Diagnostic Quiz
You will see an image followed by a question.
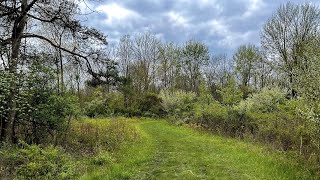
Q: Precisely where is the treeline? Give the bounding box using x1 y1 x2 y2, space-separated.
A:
82 2 320 162
0 0 320 171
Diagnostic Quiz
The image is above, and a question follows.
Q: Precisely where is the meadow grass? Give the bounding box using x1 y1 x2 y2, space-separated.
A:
81 118 318 180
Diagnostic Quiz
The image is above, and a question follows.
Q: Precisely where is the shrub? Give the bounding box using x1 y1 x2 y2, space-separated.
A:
84 98 106 118
160 90 196 119
218 77 243 106
89 151 113 166
193 101 228 132
139 93 165 117
65 118 140 154
19 94 80 144
105 92 125 115
233 89 313 152
0 143 77 180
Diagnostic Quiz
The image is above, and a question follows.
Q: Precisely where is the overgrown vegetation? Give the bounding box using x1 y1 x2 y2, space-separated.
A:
1 1 320 178
0 118 140 179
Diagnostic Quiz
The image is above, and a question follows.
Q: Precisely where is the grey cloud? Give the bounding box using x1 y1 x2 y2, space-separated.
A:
82 0 320 55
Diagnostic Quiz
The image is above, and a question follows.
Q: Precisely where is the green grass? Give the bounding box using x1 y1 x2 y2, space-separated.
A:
81 118 318 180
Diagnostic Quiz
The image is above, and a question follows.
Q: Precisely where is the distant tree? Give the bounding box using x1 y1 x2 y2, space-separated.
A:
204 54 231 101
218 76 243 106
117 35 133 79
158 42 180 90
233 44 261 97
261 2 320 98
131 32 161 93
87 58 120 93
181 40 209 93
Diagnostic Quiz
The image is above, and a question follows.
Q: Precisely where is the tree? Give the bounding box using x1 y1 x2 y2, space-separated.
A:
117 35 133 79
131 32 161 93
218 76 243 106
233 44 261 97
261 2 320 98
181 40 209 93
0 0 107 143
204 54 230 101
158 42 180 90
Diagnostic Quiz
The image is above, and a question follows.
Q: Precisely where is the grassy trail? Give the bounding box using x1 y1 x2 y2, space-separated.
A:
82 119 317 180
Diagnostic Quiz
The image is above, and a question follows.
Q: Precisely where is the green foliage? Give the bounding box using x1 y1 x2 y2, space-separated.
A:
233 44 261 91
0 71 12 124
34 94 80 130
198 82 214 104
139 93 165 117
66 118 140 154
160 90 196 119
218 77 243 106
0 143 76 180
193 101 228 132
89 151 113 166
233 89 313 151
234 87 286 114
84 89 107 117
181 40 210 92
0 56 80 144
105 92 125 115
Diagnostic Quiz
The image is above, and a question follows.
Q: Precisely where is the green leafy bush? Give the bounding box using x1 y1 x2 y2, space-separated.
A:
233 88 312 151
89 151 113 166
139 93 165 117
218 77 243 106
66 118 140 154
193 101 228 132
235 87 287 113
0 58 80 144
0 143 77 180
160 90 196 120
105 92 125 115
83 89 105 117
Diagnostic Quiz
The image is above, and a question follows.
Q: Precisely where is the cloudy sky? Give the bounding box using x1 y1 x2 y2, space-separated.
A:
80 0 319 55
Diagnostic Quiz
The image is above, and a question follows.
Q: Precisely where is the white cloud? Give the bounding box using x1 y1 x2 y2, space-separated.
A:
208 19 230 36
219 31 255 48
207 19 257 48
96 3 142 25
242 0 265 18
166 11 189 28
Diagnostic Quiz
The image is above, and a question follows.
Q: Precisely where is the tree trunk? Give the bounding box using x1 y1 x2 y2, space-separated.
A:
5 0 28 144
59 49 64 93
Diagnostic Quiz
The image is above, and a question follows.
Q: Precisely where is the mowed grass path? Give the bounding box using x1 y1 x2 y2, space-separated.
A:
82 119 317 180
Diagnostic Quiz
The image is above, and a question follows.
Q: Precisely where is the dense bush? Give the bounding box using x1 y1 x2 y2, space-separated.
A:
218 77 243 106
0 143 77 179
138 93 165 117
193 101 228 132
84 90 128 117
27 94 80 144
230 88 310 151
84 90 165 117
65 118 140 154
160 90 196 121
84 90 107 117
158 87 318 158
0 58 80 144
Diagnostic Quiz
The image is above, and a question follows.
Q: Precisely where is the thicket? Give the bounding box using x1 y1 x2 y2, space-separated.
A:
81 83 319 162
158 87 319 163
0 118 140 179
1 1 320 178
